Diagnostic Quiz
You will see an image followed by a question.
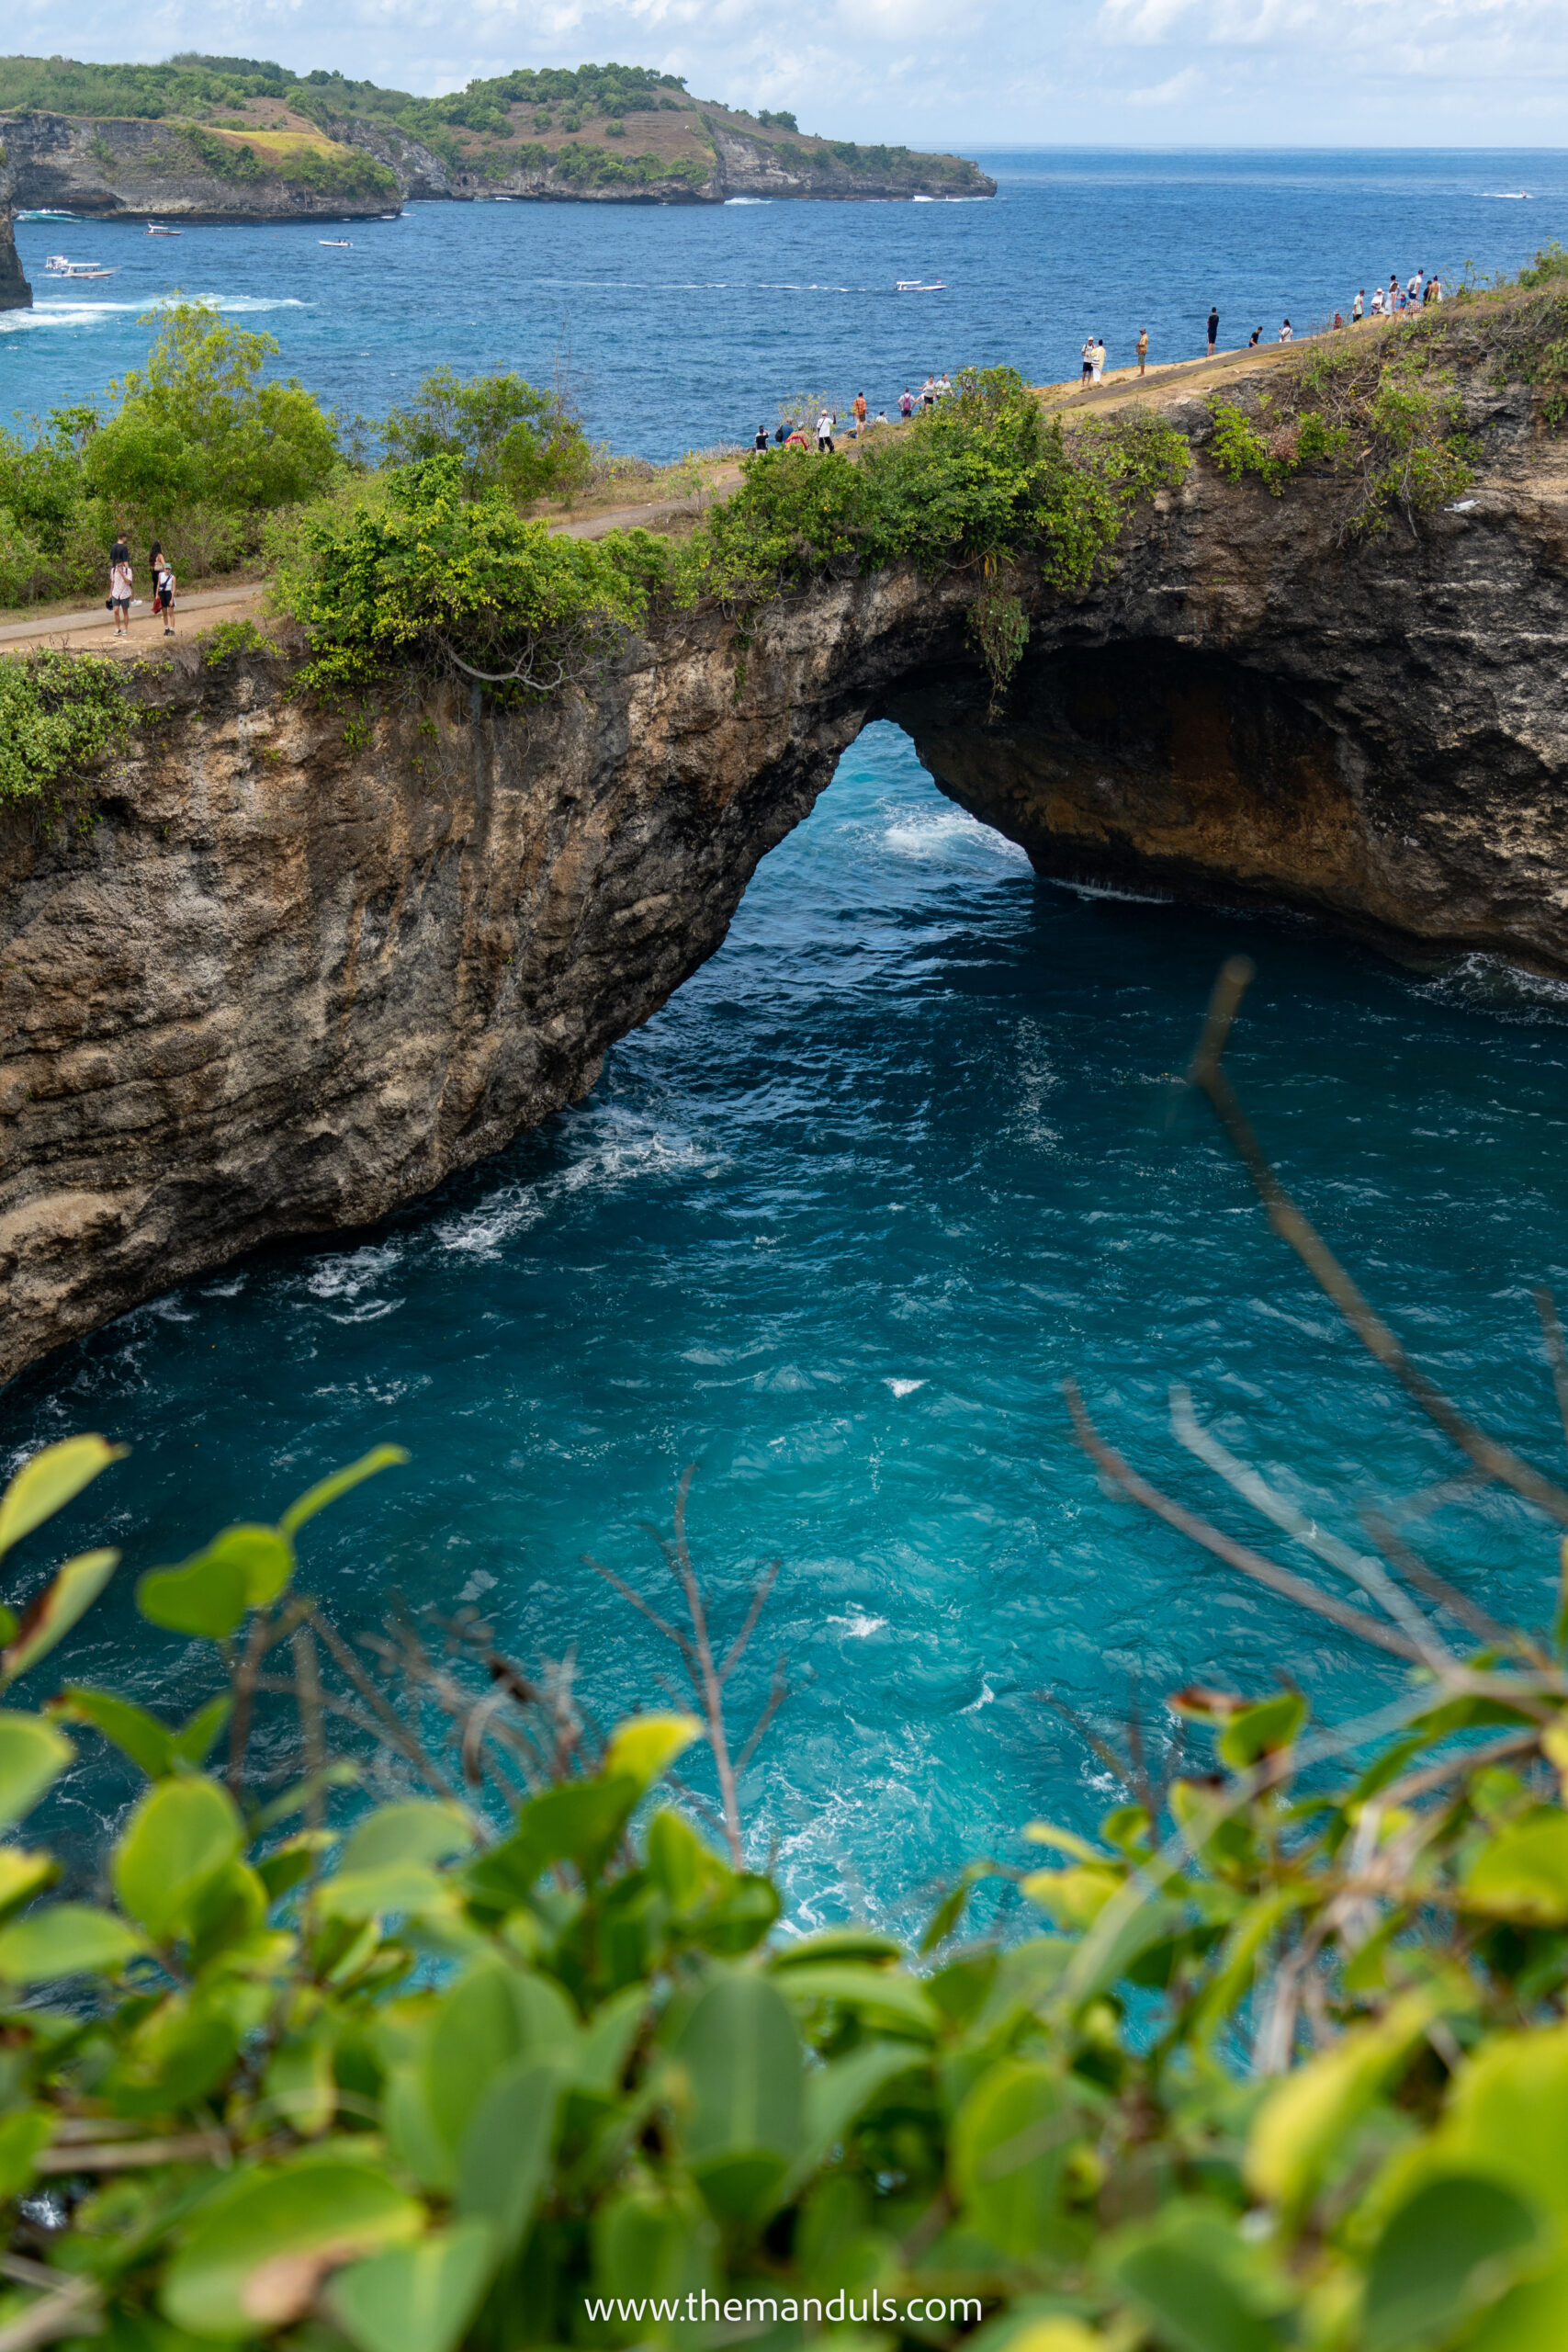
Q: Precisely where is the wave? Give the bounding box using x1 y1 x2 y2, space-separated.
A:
1 292 310 333
881 808 1030 865
435 1115 712 1261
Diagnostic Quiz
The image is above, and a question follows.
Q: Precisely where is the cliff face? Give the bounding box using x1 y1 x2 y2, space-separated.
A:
0 209 30 310
4 362 1568 1385
0 113 400 220
0 105 992 217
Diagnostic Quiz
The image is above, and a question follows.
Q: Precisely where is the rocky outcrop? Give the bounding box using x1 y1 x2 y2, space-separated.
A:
0 205 30 310
4 356 1568 1384
0 112 400 220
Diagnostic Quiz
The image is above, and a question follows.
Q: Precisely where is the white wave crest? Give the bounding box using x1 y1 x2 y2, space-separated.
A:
885 1376 926 1397
436 1118 712 1260
827 1609 888 1638
303 1242 403 1301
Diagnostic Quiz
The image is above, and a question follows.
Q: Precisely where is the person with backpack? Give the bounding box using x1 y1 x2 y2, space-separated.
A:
107 537 132 639
150 544 177 636
899 387 914 419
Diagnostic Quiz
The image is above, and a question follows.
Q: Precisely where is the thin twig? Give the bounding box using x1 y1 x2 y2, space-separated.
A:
227 1610 273 1799
584 1555 694 1661
0 2269 100 2352
1188 956 1568 1531
1065 1381 1429 1665
299 1603 465 1804
735 1652 790 1778
1359 1510 1532 1657
1169 1385 1455 1666
290 1624 325 1830
719 1561 782 1684
1535 1286 1568 1463
35 2132 228 2174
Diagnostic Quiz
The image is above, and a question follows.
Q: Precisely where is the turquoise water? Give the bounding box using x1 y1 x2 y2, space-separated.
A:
6 727 1568 1925
7 148 1568 457
6 148 1568 1917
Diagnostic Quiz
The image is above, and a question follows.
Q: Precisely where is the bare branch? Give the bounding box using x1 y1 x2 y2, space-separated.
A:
1188 956 1568 1531
1535 1284 1568 1462
735 1652 790 1779
290 1624 326 1830
719 1559 782 1685
1169 1385 1456 1667
584 1554 694 1662
1065 1379 1429 1666
1358 1509 1537 1658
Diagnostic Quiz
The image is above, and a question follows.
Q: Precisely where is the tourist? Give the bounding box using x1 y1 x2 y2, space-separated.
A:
1333 310 1344 330
1279 318 1293 342
753 424 769 453
1389 274 1401 314
816 409 835 453
1353 288 1365 322
899 387 914 418
774 420 793 445
1428 275 1444 304
1408 269 1423 307
874 409 888 426
784 424 811 448
1207 305 1219 354
922 376 937 408
108 541 132 639
152 548 176 637
1080 338 1094 385
1136 325 1148 376
1249 326 1262 346
1371 285 1385 317
936 371 953 399
852 390 868 435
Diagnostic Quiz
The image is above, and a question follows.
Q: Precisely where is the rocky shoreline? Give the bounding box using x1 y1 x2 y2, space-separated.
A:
3 350 1566 1385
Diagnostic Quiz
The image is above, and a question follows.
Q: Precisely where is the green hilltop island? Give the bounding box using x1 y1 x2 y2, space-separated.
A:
0 53 994 288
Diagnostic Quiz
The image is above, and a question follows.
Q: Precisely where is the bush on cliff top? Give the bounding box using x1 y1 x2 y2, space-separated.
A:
0 648 130 805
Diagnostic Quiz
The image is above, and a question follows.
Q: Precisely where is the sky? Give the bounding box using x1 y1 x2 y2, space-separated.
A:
8 0 1568 150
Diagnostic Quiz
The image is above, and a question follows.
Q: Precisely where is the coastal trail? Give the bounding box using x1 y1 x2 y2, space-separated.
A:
0 333 1335 662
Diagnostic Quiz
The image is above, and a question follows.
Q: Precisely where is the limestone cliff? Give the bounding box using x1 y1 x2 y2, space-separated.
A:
0 148 32 308
4 355 1568 1385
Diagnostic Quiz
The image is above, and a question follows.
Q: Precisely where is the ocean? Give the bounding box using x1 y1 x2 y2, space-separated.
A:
7 147 1566 457
4 151 1567 1925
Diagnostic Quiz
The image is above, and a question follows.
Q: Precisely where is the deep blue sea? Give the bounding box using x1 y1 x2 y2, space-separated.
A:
6 148 1568 455
5 153 1568 1928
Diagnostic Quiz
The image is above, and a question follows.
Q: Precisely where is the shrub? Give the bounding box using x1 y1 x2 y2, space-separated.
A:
270 454 669 695
202 617 273 665
379 368 591 506
0 650 132 805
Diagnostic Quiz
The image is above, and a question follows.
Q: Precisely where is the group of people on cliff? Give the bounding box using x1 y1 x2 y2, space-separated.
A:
107 528 177 640
752 374 953 455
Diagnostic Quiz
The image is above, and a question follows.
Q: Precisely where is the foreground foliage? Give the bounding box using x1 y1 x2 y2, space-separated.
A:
7 1326 1568 2352
0 650 130 807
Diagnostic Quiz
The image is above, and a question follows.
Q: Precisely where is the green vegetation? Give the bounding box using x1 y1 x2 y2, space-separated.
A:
270 456 667 695
0 302 338 605
1207 335 1474 533
8 977 1568 2351
202 617 272 665
0 649 130 804
380 370 592 505
266 369 1188 710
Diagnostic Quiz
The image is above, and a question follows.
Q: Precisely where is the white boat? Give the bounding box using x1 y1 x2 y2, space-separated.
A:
145 221 182 236
43 255 118 278
318 238 353 248
1482 190 1531 199
897 278 946 291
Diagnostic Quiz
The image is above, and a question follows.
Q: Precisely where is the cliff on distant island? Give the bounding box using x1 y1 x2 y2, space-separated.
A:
0 54 995 214
4 328 1567 1386
0 207 29 308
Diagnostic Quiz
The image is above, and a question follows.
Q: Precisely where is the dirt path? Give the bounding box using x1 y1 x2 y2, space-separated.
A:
0 331 1379 662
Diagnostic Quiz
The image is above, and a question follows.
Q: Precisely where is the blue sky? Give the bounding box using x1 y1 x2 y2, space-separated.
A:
12 0 1568 148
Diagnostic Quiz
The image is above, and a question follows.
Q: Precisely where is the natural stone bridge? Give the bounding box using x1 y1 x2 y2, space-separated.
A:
4 365 1568 1387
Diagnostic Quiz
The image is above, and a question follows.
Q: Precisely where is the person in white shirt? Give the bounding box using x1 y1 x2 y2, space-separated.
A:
108 552 132 637
1371 286 1385 318
1090 338 1105 383
1279 318 1293 342
1352 288 1364 322
816 411 835 453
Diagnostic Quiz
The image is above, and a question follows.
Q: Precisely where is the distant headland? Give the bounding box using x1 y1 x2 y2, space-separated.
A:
0 54 997 240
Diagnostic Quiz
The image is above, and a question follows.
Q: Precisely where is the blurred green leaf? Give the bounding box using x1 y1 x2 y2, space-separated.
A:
671 1971 803 2222
1364 2174 1538 2352
592 2179 716 2308
329 2221 494 2352
112 1776 243 1939
0 1848 57 1922
0 1710 73 1827
279 1447 410 1538
1218 1693 1308 1770
339 1801 472 1875
1464 1811 1568 1925
602 1711 701 1791
1247 1990 1442 2212
454 2055 563 2247
320 1861 454 1922
1 1549 118 1687
0 2107 52 2199
1112 2207 1282 2352
161 2157 423 2336
60 1686 177 1778
423 1962 578 2151
0 1435 126 1564
952 2059 1072 2260
0 1904 146 1984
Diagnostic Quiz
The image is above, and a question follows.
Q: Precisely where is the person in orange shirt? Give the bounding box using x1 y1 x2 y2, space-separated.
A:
852 391 868 435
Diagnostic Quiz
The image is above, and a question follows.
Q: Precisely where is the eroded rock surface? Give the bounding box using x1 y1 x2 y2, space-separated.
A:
4 360 1568 1384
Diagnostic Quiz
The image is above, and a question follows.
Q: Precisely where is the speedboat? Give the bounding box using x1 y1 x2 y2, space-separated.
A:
318 238 353 248
897 278 946 292
43 255 118 278
146 221 182 236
